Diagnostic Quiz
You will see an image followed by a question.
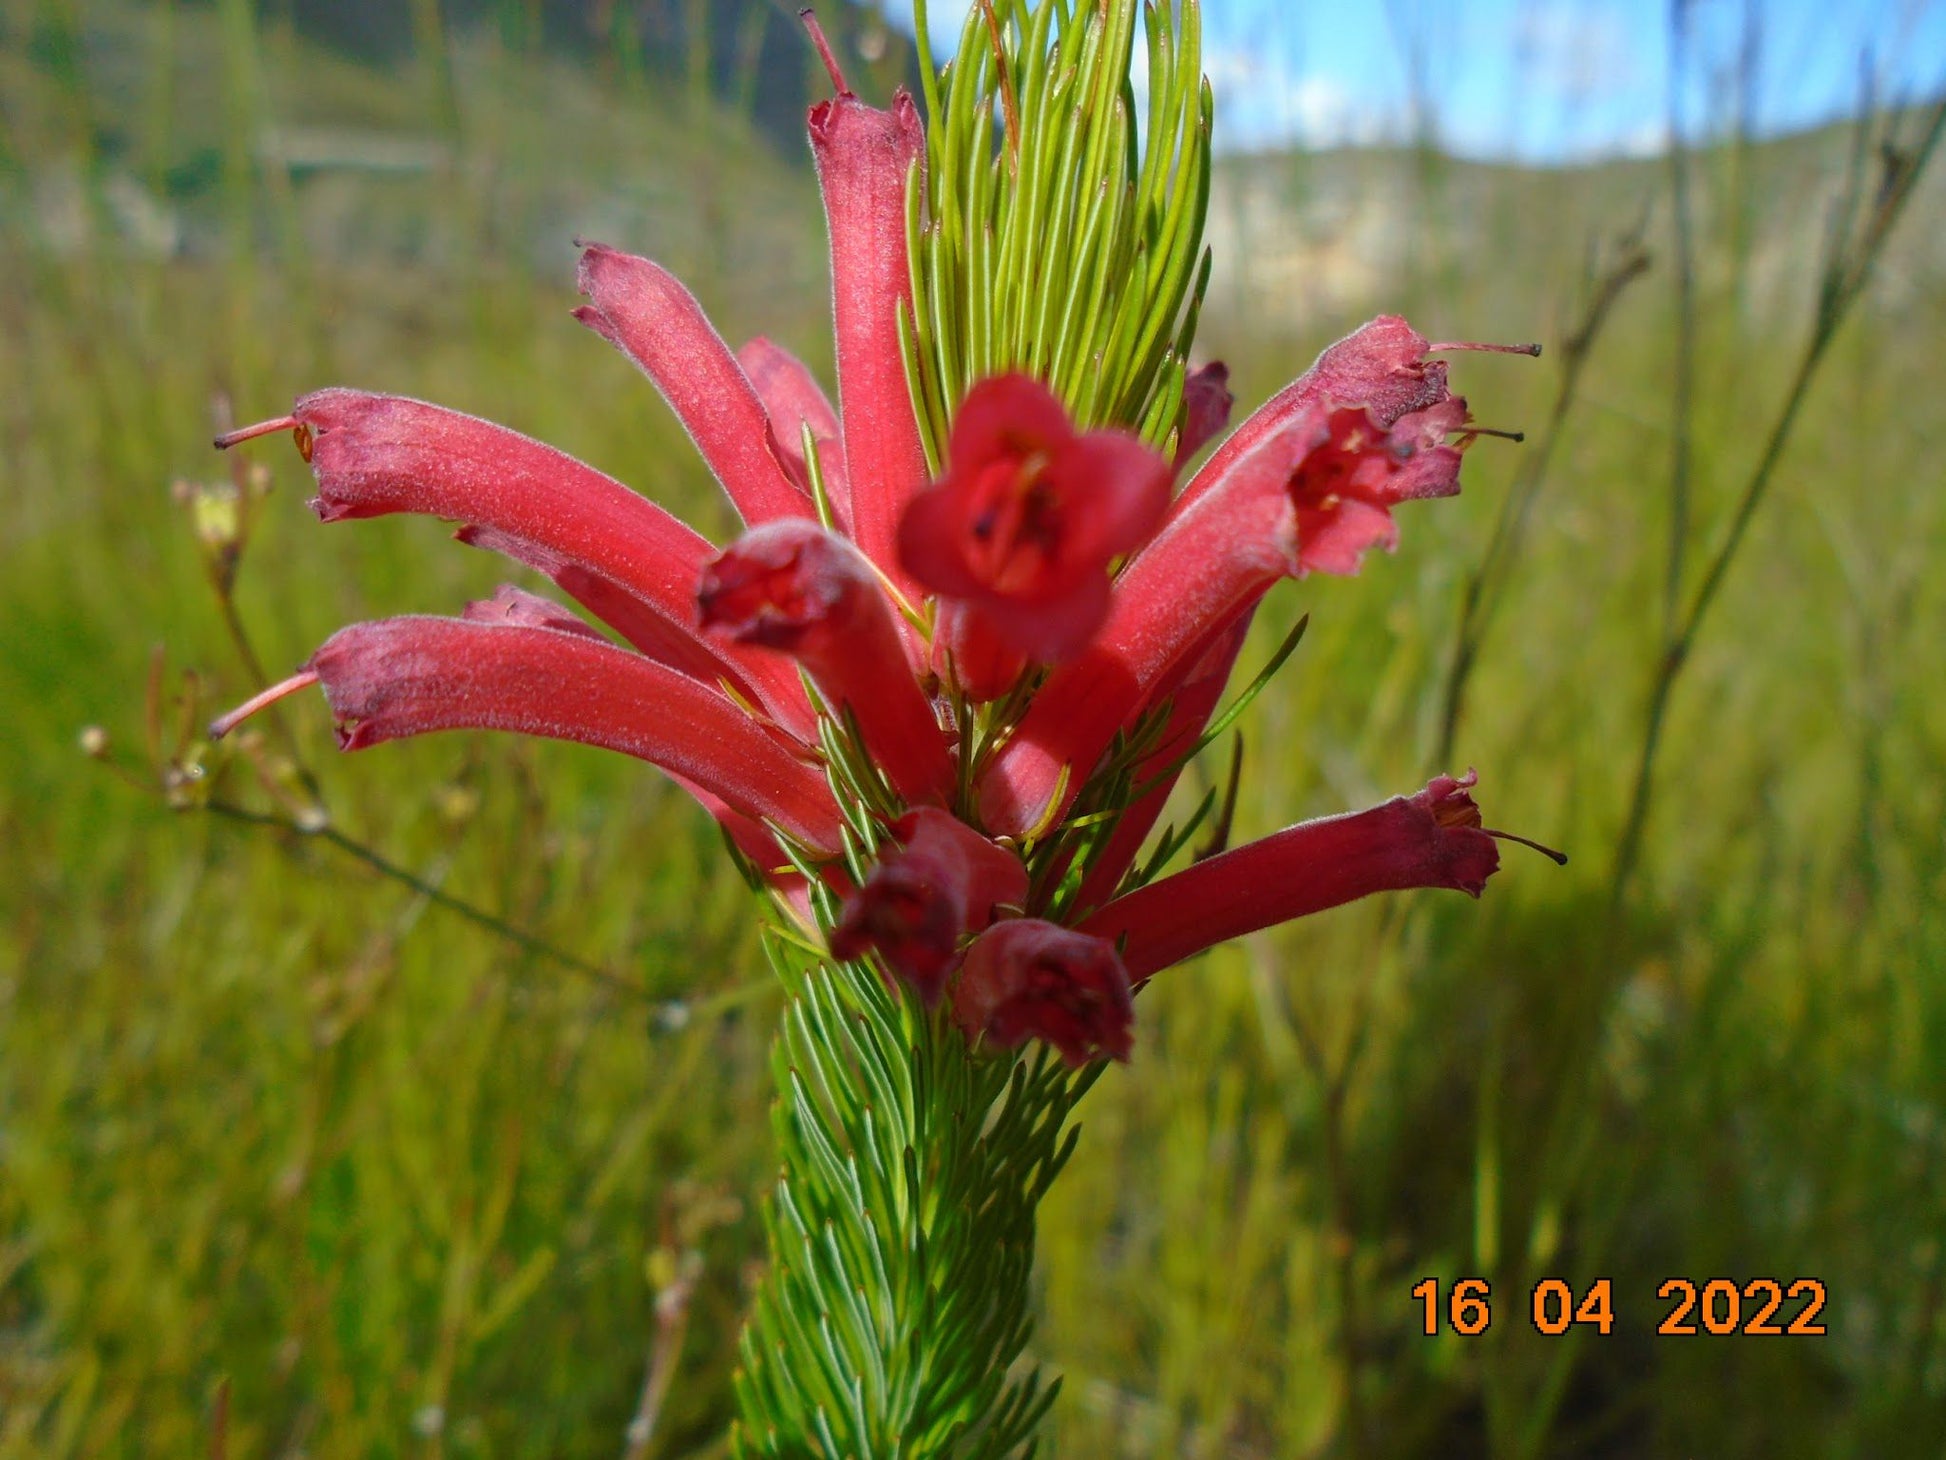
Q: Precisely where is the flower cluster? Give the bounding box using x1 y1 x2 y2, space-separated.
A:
214 52 1524 1068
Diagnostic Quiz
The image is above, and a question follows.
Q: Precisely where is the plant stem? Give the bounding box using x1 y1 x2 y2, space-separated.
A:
732 946 1088 1458
1611 95 1945 903
201 798 662 1004
1434 232 1648 767
1663 0 1698 640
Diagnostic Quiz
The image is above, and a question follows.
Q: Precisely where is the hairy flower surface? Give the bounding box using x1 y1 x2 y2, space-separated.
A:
213 49 1532 1069
1080 773 1500 981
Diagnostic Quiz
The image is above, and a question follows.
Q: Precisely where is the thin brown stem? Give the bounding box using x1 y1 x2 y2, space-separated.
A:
1663 0 1698 639
622 1262 702 1460
1435 232 1649 766
1611 96 1945 904
201 798 658 1002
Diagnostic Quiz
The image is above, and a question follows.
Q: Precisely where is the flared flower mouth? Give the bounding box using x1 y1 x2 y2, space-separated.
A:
209 9 1547 1069
899 373 1173 665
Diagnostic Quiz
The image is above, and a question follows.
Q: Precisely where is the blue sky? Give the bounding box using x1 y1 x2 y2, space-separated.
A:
889 0 1946 161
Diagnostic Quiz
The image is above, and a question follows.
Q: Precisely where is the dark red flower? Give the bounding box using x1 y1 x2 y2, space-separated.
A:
1173 361 1234 471
828 807 1027 1002
1078 772 1500 980
951 920 1134 1067
899 373 1172 667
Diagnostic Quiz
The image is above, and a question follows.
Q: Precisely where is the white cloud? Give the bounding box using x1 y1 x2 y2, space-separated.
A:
1203 48 1405 151
1286 73 1405 147
1514 0 1641 104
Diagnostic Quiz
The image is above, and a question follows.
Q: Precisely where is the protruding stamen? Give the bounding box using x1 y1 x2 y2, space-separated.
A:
1486 827 1569 865
213 415 298 450
209 669 320 740
799 9 849 95
1465 426 1527 443
1429 340 1544 357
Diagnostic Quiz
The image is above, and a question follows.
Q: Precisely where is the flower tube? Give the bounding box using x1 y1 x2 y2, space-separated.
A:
214 615 843 853
243 388 816 737
979 393 1469 836
807 59 929 601
699 521 954 806
951 919 1134 1067
574 244 813 526
829 806 1028 1001
1078 773 1500 981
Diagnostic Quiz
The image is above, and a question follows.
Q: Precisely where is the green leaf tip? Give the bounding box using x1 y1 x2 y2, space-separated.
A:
904 0 1214 451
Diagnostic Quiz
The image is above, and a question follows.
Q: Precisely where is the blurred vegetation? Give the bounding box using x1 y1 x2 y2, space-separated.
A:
3 1 1944 1456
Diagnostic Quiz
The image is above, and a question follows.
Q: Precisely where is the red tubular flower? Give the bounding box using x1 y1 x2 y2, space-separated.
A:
829 806 1027 1002
1078 773 1500 981
977 324 1473 838
736 336 849 515
470 587 808 886
698 521 954 806
950 920 1135 1067
1174 316 1460 514
462 583 607 639
202 30 1538 1077
574 244 813 527
808 71 930 604
283 388 815 738
898 373 1173 665
930 600 1028 704
222 616 842 853
1066 610 1254 917
1173 361 1235 472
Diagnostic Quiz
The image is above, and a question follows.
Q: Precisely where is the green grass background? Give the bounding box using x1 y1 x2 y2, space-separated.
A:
3 1 1944 1455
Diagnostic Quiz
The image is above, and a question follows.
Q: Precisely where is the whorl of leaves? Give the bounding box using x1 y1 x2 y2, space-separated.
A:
903 0 1214 467
730 926 1099 1458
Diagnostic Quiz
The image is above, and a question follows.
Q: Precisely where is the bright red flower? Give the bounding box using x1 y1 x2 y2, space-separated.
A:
828 807 1028 1002
808 67 930 606
737 336 848 512
899 373 1173 668
976 319 1477 838
698 520 953 806
206 42 1539 1074
929 600 1029 704
574 244 813 527
950 919 1134 1067
263 387 818 740
1078 772 1501 981
1066 609 1255 917
214 616 843 853
210 69 939 890
1174 315 1467 514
